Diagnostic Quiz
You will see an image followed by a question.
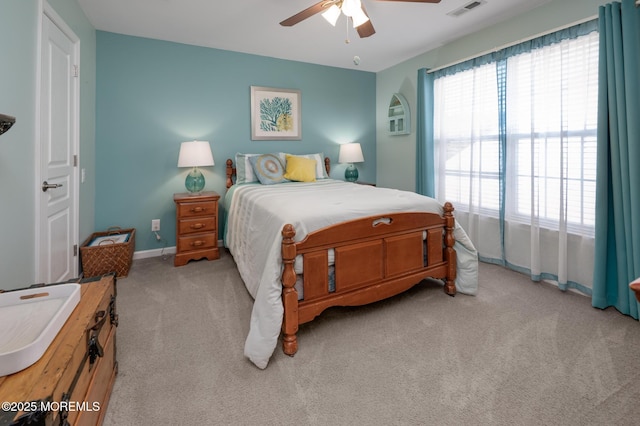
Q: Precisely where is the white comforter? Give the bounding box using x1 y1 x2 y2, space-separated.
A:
224 179 478 369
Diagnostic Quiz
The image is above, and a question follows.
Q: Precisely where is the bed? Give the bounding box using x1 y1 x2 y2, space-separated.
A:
224 153 478 369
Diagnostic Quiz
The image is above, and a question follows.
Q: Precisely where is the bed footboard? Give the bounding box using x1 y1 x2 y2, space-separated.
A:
281 204 456 356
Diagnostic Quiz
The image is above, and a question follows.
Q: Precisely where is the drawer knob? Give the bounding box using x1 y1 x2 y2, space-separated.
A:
190 206 206 213
190 223 205 229
191 240 205 247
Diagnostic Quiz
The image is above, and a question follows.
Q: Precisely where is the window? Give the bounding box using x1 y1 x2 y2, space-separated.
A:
505 34 599 235
434 29 599 236
434 63 500 216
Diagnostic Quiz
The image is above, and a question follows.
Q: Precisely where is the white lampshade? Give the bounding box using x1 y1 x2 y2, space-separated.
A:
322 4 341 26
177 141 214 168
338 143 364 164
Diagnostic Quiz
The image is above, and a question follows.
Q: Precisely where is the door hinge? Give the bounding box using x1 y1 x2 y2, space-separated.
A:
73 154 78 167
73 244 78 256
73 65 79 78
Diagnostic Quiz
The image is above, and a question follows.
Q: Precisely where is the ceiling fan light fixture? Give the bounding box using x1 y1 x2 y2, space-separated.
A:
322 4 341 26
282 0 443 41
351 7 370 27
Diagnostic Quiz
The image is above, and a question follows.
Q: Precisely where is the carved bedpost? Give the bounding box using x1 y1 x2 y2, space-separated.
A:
281 224 299 356
226 159 234 189
443 202 457 296
324 157 331 176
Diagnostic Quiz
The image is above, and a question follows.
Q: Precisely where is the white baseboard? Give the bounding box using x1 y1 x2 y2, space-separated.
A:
132 240 223 260
133 246 176 260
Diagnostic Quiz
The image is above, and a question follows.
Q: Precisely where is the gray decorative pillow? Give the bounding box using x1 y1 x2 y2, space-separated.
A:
249 153 289 185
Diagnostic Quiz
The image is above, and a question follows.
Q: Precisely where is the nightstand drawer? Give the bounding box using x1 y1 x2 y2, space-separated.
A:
177 201 217 218
178 217 216 235
177 234 217 252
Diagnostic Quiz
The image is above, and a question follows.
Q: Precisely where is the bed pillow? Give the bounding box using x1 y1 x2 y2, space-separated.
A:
235 152 285 184
284 152 328 179
283 154 317 182
249 154 289 185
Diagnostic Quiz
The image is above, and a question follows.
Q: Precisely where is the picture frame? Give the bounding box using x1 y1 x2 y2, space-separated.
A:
250 86 302 140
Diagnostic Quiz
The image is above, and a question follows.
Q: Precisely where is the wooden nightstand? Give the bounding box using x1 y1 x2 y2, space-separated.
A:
173 191 220 267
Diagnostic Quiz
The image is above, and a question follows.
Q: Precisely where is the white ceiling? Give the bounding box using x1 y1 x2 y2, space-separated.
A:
77 0 551 72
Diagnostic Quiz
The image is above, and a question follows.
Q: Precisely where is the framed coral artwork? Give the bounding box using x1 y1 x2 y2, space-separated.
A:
250 86 301 140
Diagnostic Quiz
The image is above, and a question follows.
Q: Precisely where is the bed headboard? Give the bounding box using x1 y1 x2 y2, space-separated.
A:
226 156 331 189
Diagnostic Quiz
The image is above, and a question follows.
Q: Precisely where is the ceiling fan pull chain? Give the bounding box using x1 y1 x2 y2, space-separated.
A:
345 16 350 44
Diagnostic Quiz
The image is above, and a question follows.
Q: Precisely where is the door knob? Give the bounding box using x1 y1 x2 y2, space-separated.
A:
42 181 63 192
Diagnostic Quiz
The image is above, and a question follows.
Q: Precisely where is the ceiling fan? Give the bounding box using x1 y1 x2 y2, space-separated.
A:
280 0 442 38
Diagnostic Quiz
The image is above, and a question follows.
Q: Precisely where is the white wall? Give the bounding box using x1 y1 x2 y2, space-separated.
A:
375 0 609 191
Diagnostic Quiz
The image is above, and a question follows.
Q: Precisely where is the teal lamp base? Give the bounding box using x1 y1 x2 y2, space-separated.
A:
185 167 205 194
344 163 359 182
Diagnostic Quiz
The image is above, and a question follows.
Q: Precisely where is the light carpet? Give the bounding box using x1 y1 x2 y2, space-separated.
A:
103 251 640 425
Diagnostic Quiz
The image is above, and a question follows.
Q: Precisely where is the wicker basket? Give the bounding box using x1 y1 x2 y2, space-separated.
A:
80 227 135 278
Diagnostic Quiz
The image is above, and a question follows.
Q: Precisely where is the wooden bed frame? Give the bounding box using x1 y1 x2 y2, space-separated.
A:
225 157 456 357
630 278 640 303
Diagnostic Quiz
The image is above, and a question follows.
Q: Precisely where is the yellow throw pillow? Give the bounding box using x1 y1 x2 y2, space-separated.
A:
283 154 317 182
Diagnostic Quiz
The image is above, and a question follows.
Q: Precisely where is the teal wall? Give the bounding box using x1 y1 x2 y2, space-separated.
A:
0 0 95 290
0 1 38 289
95 32 376 252
376 0 609 191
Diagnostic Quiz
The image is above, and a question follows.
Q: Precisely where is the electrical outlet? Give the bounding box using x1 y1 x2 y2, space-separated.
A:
151 219 160 232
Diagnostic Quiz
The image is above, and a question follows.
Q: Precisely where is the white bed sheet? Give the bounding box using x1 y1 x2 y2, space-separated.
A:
224 179 478 369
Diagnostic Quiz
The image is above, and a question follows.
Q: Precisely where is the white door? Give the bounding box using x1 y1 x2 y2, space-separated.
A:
36 6 79 283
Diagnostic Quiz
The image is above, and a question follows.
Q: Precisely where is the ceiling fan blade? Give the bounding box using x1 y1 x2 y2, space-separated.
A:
356 20 376 38
356 4 376 38
280 1 335 27
375 0 441 3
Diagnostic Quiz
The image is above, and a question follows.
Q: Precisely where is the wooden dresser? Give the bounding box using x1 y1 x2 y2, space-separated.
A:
0 275 118 426
174 191 220 267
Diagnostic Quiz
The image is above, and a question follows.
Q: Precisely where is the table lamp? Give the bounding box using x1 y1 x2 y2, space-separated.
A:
338 143 364 182
177 141 214 194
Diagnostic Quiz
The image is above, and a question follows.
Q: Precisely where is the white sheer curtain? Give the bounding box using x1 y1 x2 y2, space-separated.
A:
434 30 599 293
434 63 503 264
504 32 598 291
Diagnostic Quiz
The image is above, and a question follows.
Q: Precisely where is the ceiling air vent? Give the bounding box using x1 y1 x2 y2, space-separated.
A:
447 0 486 17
